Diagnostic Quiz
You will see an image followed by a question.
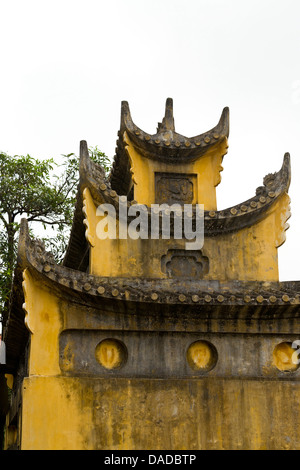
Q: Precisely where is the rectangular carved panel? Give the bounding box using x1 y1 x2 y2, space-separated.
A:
161 249 209 279
59 330 300 379
155 172 197 205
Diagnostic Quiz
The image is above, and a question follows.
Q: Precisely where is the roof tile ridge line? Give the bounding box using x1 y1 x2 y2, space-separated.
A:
81 151 291 223
18 218 58 270
79 140 108 186
190 107 230 143
121 99 229 141
120 100 133 132
17 218 95 289
211 152 292 219
63 140 111 271
79 140 127 213
12 229 300 306
79 140 121 202
274 152 291 191
17 218 34 270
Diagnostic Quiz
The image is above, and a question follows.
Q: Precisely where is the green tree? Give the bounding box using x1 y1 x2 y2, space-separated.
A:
0 147 111 325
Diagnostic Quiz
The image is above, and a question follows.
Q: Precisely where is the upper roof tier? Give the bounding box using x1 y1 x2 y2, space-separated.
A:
62 100 291 278
121 98 229 160
109 99 229 195
62 138 291 273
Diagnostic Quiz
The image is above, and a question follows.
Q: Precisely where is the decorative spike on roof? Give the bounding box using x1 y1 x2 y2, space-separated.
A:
64 98 291 280
118 98 229 162
2 97 299 454
110 98 230 201
157 97 175 133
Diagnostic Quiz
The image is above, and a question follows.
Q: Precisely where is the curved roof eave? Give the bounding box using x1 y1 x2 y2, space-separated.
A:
15 217 300 309
109 99 229 193
119 99 230 162
70 146 291 237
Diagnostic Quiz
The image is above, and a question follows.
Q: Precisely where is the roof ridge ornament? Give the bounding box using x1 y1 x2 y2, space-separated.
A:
157 98 175 133
116 98 230 167
121 98 229 140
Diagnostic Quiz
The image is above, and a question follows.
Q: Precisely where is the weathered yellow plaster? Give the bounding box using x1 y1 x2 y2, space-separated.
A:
22 269 62 376
22 268 36 334
9 104 295 451
86 188 290 282
124 131 228 209
20 376 300 450
5 374 14 390
21 376 93 450
273 342 299 372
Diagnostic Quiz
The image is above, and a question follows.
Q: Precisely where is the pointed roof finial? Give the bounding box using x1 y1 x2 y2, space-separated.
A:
158 98 175 133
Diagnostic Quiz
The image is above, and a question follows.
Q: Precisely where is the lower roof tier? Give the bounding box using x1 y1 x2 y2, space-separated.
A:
19 218 300 308
62 143 291 273
2 218 299 376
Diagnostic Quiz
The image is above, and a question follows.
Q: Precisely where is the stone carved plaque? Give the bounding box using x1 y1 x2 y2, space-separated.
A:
161 249 209 279
59 329 300 379
155 172 197 205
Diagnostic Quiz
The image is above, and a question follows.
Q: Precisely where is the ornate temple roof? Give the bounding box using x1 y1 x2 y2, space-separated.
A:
1 100 296 375
2 210 299 375
19 217 300 309
121 98 229 160
109 99 229 195
62 139 291 271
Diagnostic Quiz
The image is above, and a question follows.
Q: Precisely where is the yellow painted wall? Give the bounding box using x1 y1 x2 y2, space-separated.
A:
11 130 294 450
22 268 63 376
21 376 300 450
124 132 227 210
14 264 300 450
84 187 290 282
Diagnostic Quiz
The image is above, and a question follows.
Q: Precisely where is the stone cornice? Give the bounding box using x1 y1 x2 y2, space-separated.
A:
18 218 300 308
79 142 291 236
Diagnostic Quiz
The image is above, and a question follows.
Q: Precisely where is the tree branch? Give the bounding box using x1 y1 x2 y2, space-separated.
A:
26 217 69 226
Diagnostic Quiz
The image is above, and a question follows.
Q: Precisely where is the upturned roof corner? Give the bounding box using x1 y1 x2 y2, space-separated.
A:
118 98 229 162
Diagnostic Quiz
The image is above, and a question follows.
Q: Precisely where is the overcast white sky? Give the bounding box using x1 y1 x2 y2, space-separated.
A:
1 0 300 281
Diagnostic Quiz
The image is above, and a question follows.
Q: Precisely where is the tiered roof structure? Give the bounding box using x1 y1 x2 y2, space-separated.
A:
1 99 299 450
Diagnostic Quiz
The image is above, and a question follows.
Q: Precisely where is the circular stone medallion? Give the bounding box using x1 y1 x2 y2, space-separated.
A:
186 340 218 372
273 342 299 372
95 339 127 370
